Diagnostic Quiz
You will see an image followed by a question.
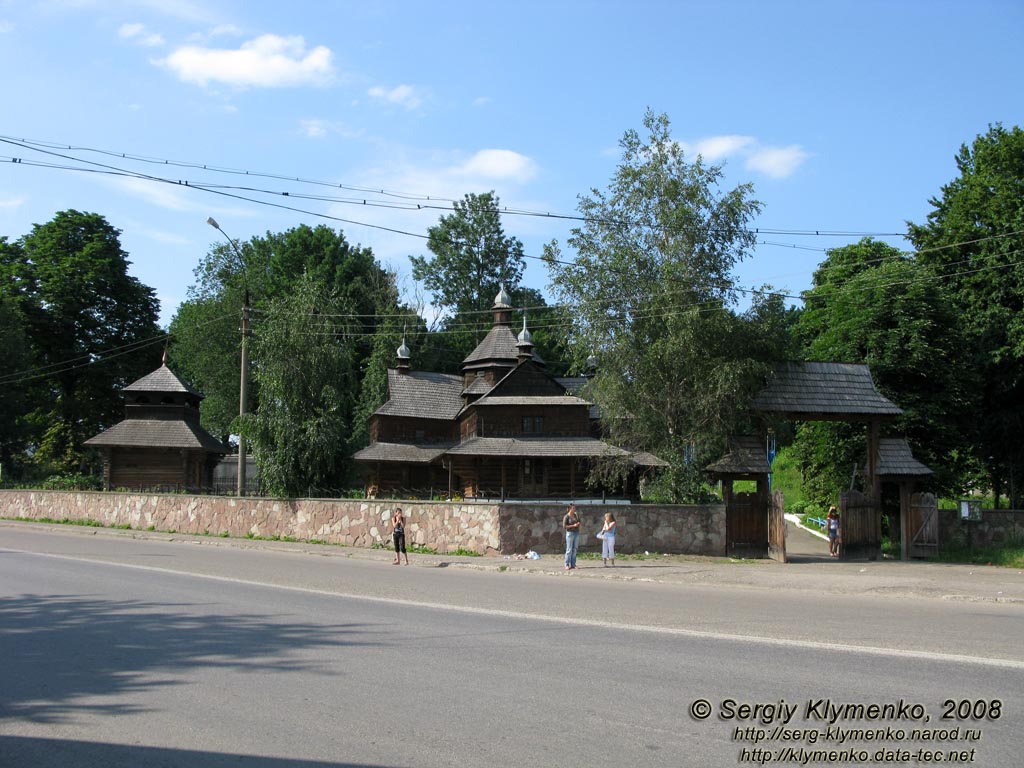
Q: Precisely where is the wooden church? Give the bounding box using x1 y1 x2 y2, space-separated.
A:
85 358 226 491
354 287 665 499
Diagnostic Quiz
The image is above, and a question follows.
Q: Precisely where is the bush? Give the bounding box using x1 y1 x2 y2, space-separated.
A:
39 473 102 491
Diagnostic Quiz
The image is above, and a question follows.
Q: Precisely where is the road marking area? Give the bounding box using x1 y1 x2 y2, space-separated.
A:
6 547 1024 671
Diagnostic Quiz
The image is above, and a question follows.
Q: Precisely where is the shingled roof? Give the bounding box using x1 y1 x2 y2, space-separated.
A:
462 325 544 368
446 436 630 458
124 365 203 398
752 361 902 418
375 370 464 420
876 438 933 478
632 451 670 468
352 442 452 464
556 376 601 420
462 377 493 397
472 396 592 407
705 435 770 476
85 419 226 452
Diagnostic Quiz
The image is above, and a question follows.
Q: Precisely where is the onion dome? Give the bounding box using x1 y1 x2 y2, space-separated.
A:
494 284 512 308
517 316 533 345
396 338 411 360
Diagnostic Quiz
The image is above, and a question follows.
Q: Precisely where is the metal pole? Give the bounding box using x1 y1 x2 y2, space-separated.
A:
206 217 250 498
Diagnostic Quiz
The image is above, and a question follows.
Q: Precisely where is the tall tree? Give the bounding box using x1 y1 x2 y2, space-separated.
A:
243 273 356 497
0 294 30 475
1 211 160 473
410 191 526 316
545 110 771 501
793 239 979 503
169 224 394 442
410 192 533 369
908 124 1024 507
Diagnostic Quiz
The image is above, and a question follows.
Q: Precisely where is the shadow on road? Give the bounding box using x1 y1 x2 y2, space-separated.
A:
0 736 393 768
0 592 382 723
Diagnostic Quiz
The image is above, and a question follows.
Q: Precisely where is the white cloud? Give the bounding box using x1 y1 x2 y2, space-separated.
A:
157 34 334 88
454 149 537 184
0 195 25 209
683 135 757 162
109 176 191 211
317 145 545 278
473 96 492 107
678 134 809 179
368 84 423 110
746 145 811 179
119 22 165 47
301 119 328 139
298 119 364 140
0 20 14 34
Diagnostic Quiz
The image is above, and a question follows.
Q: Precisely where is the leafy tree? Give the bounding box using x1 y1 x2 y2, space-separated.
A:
0 294 30 474
1 211 160 473
545 110 772 501
410 192 542 369
908 124 1024 507
410 191 526 316
170 224 394 442
243 273 356 497
793 239 979 503
349 275 427 452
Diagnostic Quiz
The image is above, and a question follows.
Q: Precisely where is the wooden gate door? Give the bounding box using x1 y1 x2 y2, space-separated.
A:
839 490 881 560
727 491 767 558
769 490 787 563
909 492 939 558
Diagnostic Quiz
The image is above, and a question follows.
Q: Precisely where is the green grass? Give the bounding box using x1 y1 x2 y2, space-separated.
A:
933 543 1024 568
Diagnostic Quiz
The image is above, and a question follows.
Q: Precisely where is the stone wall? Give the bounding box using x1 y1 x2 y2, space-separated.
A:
498 502 726 556
938 507 1024 549
0 490 724 556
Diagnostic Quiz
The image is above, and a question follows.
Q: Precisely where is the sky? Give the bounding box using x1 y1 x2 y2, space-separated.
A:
1 0 1022 327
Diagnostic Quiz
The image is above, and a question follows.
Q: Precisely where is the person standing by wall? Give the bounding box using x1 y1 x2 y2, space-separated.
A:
600 512 617 566
391 507 409 565
563 504 581 570
826 506 840 558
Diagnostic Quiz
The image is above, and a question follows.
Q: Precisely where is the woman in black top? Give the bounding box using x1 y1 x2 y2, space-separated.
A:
391 507 409 565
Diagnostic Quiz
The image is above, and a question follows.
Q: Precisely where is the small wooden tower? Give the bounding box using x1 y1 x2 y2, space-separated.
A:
85 360 226 491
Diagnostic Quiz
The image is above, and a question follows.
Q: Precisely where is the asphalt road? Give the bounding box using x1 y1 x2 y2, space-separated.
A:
2 525 1023 767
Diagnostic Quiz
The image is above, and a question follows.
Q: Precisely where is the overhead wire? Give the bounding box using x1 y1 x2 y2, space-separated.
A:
4 136 1023 383
0 312 237 387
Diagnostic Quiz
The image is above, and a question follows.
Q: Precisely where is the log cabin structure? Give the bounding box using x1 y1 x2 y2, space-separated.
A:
354 287 665 499
85 361 226 491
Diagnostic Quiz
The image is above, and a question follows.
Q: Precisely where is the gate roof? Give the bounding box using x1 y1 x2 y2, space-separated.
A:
876 438 933 478
705 435 769 478
752 362 902 420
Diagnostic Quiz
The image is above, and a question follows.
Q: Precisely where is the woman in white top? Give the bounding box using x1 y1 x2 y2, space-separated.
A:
601 512 617 566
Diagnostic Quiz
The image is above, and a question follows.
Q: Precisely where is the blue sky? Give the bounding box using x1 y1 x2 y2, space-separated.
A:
1 0 1022 326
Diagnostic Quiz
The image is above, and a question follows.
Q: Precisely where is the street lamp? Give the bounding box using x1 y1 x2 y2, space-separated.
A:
206 217 251 497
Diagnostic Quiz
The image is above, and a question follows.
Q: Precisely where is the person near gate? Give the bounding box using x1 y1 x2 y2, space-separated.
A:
563 504 581 570
826 506 840 557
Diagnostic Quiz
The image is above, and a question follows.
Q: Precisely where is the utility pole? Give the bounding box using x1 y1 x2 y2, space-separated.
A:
207 217 250 497
237 289 250 496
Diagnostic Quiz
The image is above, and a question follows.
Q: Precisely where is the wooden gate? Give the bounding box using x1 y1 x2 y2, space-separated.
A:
769 490 787 563
727 491 767 557
909 492 938 558
839 490 881 560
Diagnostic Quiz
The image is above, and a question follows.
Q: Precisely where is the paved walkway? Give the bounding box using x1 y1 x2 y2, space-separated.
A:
5 519 1023 605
